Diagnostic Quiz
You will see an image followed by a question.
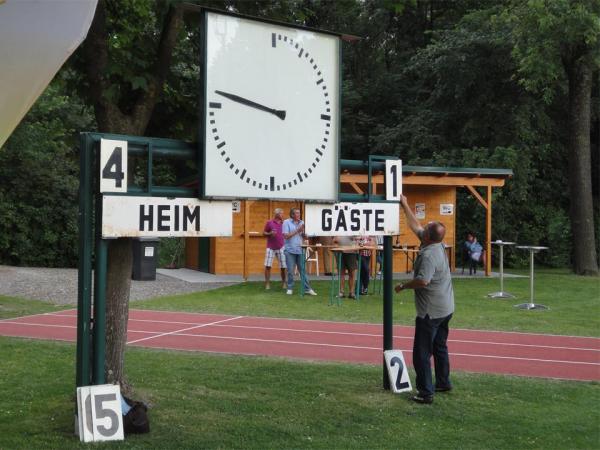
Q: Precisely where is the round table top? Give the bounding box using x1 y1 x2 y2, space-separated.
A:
491 240 516 245
516 245 548 251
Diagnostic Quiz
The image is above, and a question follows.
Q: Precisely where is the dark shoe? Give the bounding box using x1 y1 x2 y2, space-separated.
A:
348 294 357 300
360 289 368 295
412 394 433 404
324 272 333 276
435 385 452 393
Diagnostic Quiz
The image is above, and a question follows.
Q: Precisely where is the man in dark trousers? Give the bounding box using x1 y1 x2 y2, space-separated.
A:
395 195 455 404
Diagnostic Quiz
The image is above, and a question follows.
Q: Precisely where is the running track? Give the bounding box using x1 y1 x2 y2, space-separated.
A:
1 309 599 381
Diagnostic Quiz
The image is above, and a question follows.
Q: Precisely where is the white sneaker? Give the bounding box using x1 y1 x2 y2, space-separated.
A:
306 289 317 296
286 289 293 295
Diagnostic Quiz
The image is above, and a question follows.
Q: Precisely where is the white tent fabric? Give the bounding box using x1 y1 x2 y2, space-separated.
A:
0 0 98 148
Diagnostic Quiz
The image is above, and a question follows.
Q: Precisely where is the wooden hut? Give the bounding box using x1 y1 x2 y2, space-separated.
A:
185 166 512 277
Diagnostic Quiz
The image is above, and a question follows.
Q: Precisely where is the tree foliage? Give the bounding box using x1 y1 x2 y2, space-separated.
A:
0 82 94 266
1 0 598 273
501 0 599 274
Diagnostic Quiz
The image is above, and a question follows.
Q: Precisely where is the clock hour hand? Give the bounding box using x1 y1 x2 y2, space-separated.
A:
215 90 286 121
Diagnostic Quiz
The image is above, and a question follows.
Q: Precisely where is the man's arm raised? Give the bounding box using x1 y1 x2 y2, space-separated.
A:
400 195 424 237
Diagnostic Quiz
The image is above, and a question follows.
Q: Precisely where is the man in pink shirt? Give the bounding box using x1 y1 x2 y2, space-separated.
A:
263 208 287 290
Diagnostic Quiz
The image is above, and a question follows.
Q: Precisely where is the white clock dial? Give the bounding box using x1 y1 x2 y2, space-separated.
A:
203 11 340 201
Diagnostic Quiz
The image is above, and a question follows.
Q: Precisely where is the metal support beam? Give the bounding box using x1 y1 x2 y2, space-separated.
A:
76 134 93 387
486 186 492 276
382 235 393 390
92 238 108 385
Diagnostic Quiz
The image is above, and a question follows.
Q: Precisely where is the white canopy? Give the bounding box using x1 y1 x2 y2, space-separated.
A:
0 0 97 148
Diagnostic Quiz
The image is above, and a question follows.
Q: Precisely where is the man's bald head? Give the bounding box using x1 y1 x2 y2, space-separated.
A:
425 221 446 243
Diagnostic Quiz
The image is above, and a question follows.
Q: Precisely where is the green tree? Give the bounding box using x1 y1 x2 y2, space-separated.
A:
74 0 188 388
504 0 600 275
0 82 94 267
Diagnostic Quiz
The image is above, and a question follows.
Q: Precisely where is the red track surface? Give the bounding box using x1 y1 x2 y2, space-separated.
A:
1 309 599 381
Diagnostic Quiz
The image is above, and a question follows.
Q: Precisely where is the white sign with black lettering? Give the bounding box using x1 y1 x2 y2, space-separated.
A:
440 203 454 215
385 159 402 201
77 384 124 443
102 196 233 238
304 203 400 236
100 139 128 193
384 350 413 394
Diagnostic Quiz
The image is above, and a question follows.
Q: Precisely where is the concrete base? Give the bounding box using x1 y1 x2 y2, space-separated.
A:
514 302 548 311
487 291 515 299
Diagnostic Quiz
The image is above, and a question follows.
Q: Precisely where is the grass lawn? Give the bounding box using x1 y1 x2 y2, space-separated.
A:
1 337 598 450
0 295 70 320
134 269 600 337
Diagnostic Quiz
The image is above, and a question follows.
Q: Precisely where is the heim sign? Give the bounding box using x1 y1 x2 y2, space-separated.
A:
304 202 400 236
102 196 232 238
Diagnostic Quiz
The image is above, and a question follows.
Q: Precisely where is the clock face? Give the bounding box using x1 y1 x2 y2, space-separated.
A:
203 11 340 201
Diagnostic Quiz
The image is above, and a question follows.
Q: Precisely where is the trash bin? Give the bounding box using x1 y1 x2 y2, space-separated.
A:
132 238 159 281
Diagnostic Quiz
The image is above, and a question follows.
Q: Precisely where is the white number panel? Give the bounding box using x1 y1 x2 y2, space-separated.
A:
384 350 413 394
100 139 128 193
385 159 402 201
77 384 124 442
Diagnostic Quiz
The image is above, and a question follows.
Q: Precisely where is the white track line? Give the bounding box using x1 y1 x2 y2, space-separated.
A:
0 310 73 322
127 309 600 340
3 319 599 353
3 320 599 367
0 322 76 330
149 332 600 366
44 308 600 340
209 324 600 352
126 315 244 345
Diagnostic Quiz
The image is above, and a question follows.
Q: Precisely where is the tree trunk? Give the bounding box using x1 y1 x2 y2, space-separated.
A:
104 239 133 387
566 55 599 275
82 0 184 391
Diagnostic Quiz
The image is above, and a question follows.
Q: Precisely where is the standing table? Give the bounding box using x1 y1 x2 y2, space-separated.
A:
328 245 379 305
514 246 549 310
394 244 418 273
487 240 516 299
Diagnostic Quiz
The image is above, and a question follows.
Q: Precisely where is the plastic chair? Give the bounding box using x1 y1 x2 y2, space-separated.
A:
305 246 319 276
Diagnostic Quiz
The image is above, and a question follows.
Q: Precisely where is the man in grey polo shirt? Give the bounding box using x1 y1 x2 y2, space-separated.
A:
395 195 454 404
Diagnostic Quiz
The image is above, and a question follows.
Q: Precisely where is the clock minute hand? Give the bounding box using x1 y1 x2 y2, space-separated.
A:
215 90 286 121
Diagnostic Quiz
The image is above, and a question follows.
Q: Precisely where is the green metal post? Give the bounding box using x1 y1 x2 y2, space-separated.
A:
382 235 393 390
147 142 153 194
300 248 305 298
92 238 108 385
76 133 93 387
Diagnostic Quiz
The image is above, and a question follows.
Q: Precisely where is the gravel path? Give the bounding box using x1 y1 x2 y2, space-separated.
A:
0 266 235 305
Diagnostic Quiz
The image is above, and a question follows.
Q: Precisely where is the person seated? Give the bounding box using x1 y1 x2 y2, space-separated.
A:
464 232 485 274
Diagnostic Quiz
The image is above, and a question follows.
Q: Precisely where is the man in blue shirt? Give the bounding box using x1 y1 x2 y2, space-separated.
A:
283 208 317 296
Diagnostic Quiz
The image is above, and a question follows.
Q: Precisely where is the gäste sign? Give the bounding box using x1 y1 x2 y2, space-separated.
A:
304 202 400 236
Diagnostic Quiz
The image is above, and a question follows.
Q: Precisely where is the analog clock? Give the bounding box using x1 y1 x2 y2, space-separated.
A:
201 10 340 201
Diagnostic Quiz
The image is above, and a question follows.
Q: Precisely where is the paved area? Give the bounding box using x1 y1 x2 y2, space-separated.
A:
0 266 235 305
0 265 524 305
